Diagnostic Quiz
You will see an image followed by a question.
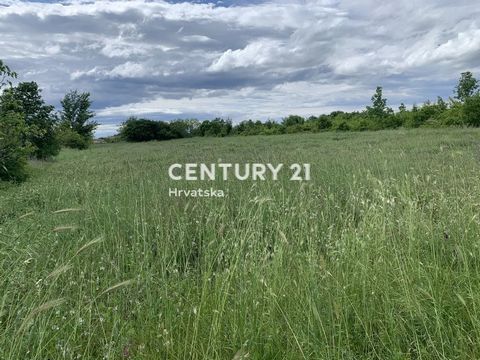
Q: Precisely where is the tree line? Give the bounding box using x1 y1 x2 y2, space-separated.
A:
119 72 480 142
0 60 97 182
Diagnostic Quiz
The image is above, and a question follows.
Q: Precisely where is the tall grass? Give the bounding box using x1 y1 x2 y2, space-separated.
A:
1 128 480 359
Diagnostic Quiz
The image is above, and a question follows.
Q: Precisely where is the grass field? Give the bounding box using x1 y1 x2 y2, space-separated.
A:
1 128 480 359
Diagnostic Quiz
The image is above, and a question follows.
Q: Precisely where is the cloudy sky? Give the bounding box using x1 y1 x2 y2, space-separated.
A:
1 0 479 136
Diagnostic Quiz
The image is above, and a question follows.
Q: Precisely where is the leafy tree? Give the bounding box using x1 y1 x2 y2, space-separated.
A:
463 94 480 127
282 115 305 127
156 121 181 140
0 60 17 89
198 118 232 137
120 117 159 142
169 119 200 138
316 115 333 130
261 120 283 135
60 90 97 148
367 86 393 118
437 102 464 126
0 60 30 181
0 111 30 182
365 86 395 129
455 72 478 102
437 96 448 111
334 120 350 131
4 82 60 159
120 117 182 142
57 127 91 150
0 60 30 182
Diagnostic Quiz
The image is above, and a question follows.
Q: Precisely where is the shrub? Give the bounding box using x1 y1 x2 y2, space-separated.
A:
120 118 159 142
316 115 333 131
198 118 232 137
120 117 182 142
60 90 97 149
169 119 200 138
3 82 60 159
334 120 350 131
284 124 305 133
156 121 182 140
282 115 305 127
463 94 480 127
0 111 30 182
58 127 91 150
438 103 464 126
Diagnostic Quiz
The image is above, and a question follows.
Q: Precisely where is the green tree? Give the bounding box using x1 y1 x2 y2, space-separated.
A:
454 72 478 102
60 90 97 148
366 86 395 129
282 115 305 127
169 119 200 138
463 94 480 127
437 96 448 111
120 117 182 142
0 111 30 182
0 60 30 182
120 117 160 142
0 60 17 89
367 86 392 118
4 82 60 159
198 118 232 137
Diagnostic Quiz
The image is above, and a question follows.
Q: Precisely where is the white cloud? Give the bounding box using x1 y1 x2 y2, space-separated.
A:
108 62 148 78
208 40 285 72
182 35 213 43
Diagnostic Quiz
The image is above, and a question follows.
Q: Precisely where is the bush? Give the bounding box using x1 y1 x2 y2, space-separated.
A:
284 124 305 133
120 118 159 142
334 120 350 131
156 121 181 140
3 82 61 159
198 118 232 137
29 125 61 159
0 112 30 182
282 115 305 127
169 119 200 138
120 117 182 142
463 94 480 127
438 103 464 126
316 115 333 131
58 127 91 149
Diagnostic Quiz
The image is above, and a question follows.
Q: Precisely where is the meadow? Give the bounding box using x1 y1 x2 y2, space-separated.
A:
1 128 480 359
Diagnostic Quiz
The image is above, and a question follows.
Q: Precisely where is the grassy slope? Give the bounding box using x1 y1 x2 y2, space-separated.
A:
1 128 480 359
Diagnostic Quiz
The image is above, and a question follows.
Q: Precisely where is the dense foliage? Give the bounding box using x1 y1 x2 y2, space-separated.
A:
0 61 28 182
0 110 30 182
0 60 96 182
120 117 183 142
59 90 97 149
2 81 61 159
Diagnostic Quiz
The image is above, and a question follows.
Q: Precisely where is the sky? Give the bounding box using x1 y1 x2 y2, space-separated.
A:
1 0 479 137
